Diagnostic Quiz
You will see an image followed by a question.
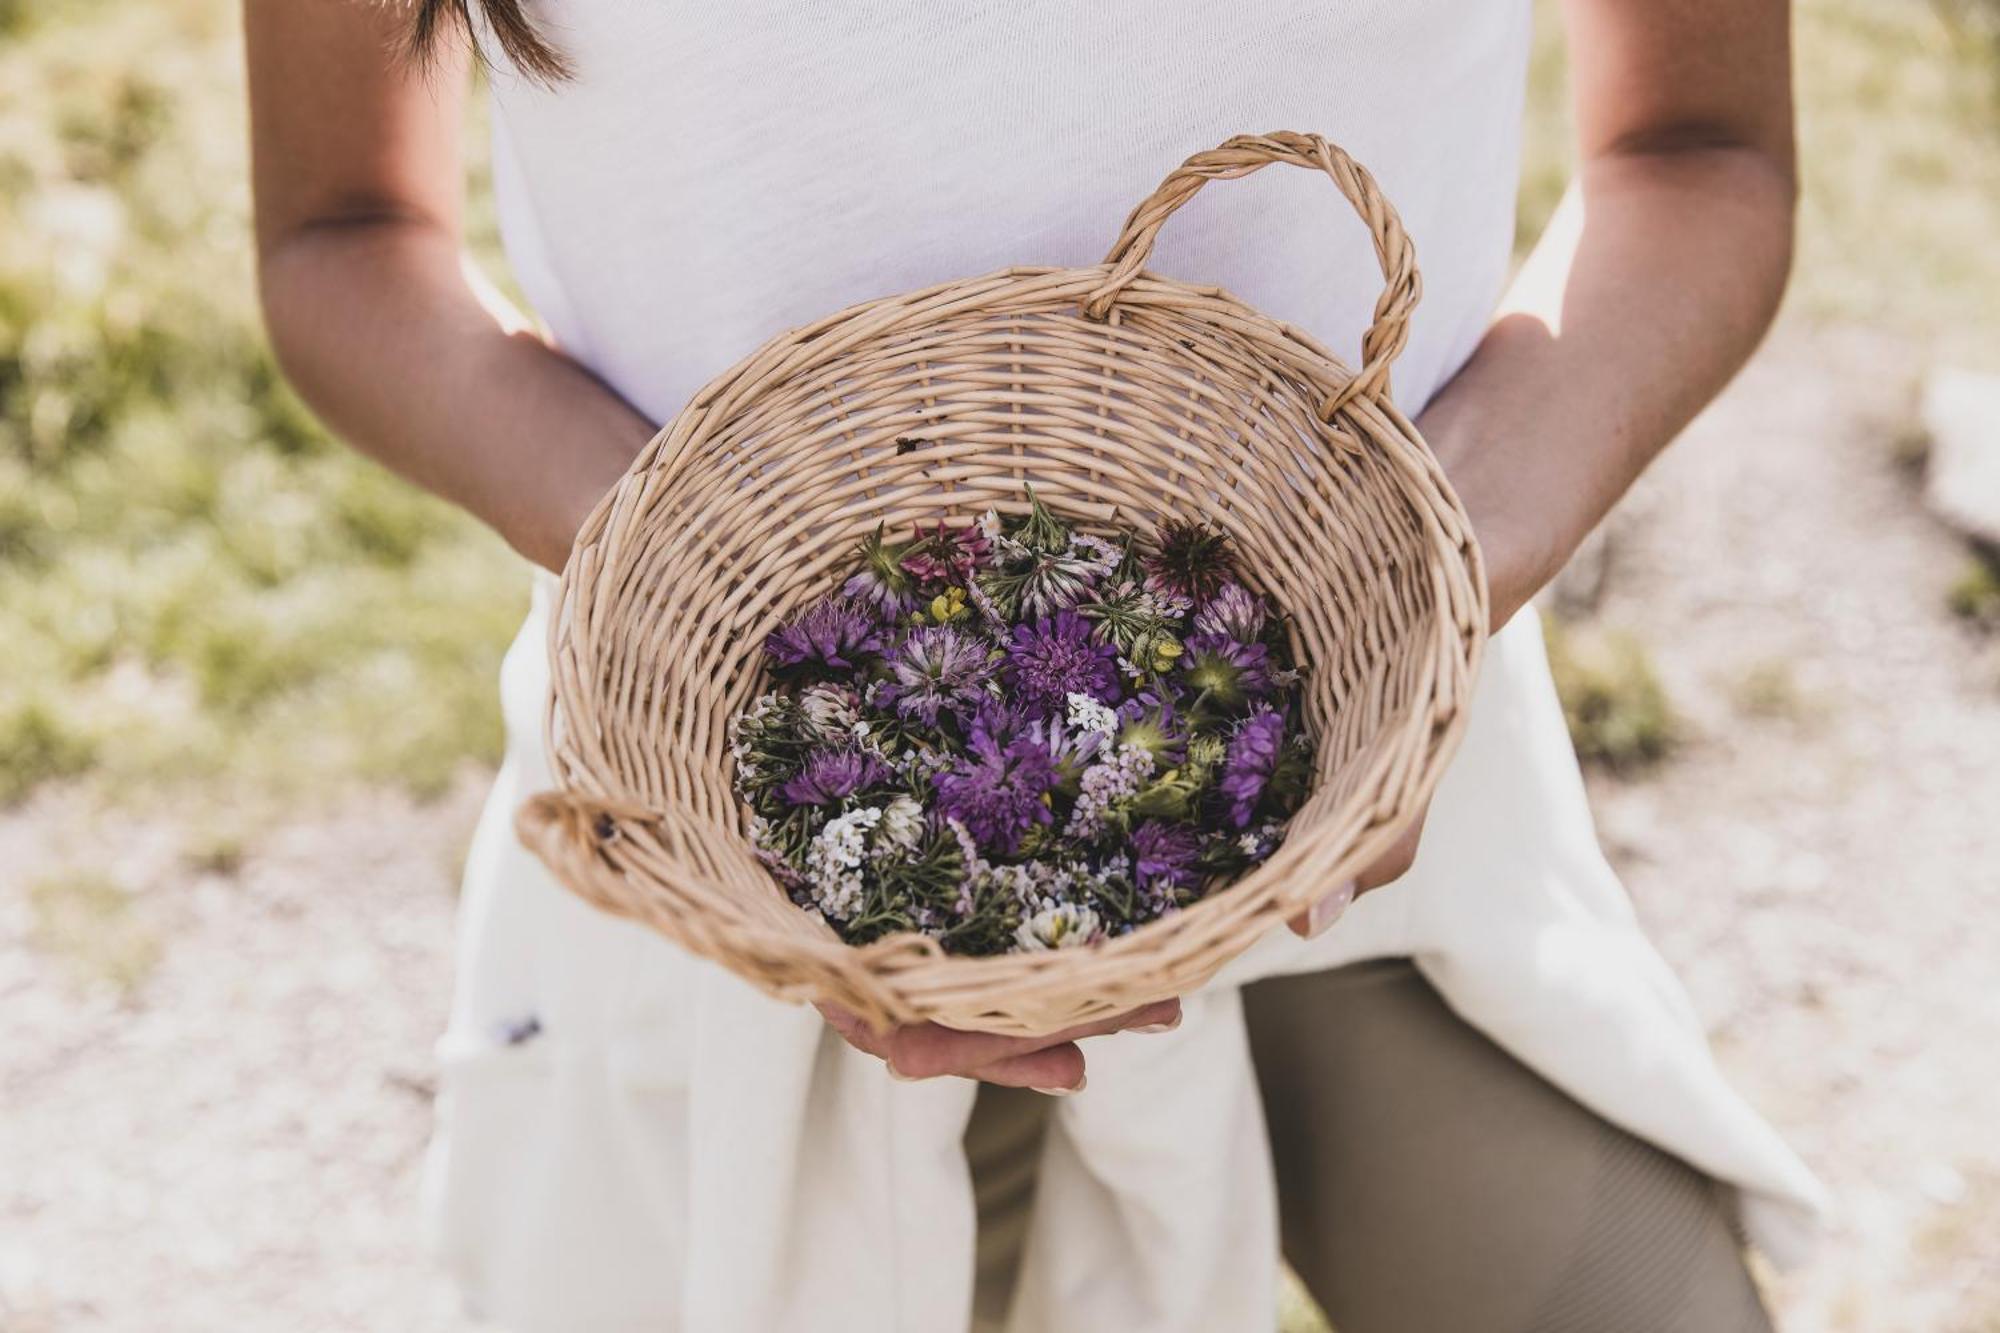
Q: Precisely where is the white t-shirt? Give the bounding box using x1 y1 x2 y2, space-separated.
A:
485 0 1523 428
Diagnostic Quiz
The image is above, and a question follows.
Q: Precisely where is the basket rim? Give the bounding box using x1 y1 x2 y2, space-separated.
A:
528 257 1489 1030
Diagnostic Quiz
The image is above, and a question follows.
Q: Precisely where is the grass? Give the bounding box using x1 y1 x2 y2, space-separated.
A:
1731 658 1819 724
0 0 525 811
0 0 1998 817
1947 551 2000 628
1521 0 2000 364
28 869 163 999
1543 620 1678 772
1790 0 2000 360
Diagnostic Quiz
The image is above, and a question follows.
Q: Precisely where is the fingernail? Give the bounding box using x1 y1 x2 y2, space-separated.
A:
1032 1076 1086 1096
1306 879 1357 939
886 1065 919 1083
1133 1013 1182 1034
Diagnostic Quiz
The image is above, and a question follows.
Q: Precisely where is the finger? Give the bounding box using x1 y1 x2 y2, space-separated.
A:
1286 808 1428 937
887 999 1178 1079
884 998 1181 1080
1287 876 1358 939
815 1002 887 1059
1356 820 1423 892
967 1044 1088 1094
820 997 1176 1047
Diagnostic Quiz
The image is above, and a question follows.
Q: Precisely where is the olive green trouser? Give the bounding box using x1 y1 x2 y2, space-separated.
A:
966 959 1772 1333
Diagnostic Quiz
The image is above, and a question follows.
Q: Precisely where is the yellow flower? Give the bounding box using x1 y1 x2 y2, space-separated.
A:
929 587 969 624
1149 635 1183 673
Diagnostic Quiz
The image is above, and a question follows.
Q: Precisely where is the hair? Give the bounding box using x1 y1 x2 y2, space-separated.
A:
408 0 571 85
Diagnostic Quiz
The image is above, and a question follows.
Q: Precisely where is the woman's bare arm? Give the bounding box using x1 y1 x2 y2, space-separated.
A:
244 0 649 572
1427 0 1798 632
1301 0 1797 926
243 2 1177 1088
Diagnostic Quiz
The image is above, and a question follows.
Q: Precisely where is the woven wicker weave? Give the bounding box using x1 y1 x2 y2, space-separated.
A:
516 133 1488 1037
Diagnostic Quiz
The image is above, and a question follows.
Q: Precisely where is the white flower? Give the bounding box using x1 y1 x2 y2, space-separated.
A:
1142 581 1195 619
945 816 983 867
1016 902 1103 952
799 684 858 740
1065 691 1119 736
805 806 882 919
965 578 1005 625
873 796 926 860
1021 860 1107 906
1068 533 1122 578
1063 744 1156 840
1002 863 1040 896
901 747 955 779
730 691 785 759
1237 820 1286 859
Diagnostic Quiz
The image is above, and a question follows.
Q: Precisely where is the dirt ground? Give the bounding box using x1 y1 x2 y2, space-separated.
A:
3 325 1996 1332
1577 327 2000 1331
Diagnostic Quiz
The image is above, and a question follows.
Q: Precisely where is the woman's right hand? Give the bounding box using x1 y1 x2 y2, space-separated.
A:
815 998 1182 1094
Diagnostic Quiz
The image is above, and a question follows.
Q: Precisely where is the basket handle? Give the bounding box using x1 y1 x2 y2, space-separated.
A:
1082 132 1420 418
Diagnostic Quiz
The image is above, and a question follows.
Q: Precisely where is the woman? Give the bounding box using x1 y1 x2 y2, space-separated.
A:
246 2 1825 1329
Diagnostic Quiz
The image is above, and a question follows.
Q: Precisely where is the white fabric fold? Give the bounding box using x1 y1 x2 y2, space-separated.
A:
421 587 1827 1332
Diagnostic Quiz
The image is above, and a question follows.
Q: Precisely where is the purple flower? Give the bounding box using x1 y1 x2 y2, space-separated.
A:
841 526 919 616
1181 634 1273 708
963 696 1025 746
765 597 888 673
842 571 915 617
1143 518 1235 604
1013 548 1114 618
781 747 894 807
1004 611 1122 716
902 519 990 588
1220 710 1286 828
1192 582 1268 643
970 698 1105 785
932 727 1059 855
888 625 996 726
1031 716 1105 779
1115 689 1186 763
1130 821 1203 892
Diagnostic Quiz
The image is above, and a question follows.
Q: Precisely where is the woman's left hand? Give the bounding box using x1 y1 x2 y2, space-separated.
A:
1286 819 1420 938
1286 410 1543 940
1291 0 1797 942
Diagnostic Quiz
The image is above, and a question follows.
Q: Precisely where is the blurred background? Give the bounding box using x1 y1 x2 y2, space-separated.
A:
3 1 1998 1329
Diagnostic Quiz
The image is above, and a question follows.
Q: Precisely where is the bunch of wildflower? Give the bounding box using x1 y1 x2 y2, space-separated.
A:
729 491 1316 956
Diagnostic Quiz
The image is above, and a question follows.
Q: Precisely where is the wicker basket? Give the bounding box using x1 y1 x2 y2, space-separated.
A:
516 132 1487 1037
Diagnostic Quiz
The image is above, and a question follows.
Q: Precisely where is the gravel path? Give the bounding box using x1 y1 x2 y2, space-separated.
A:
1 785 485 1331
3 325 1995 1331
1578 326 2000 1332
